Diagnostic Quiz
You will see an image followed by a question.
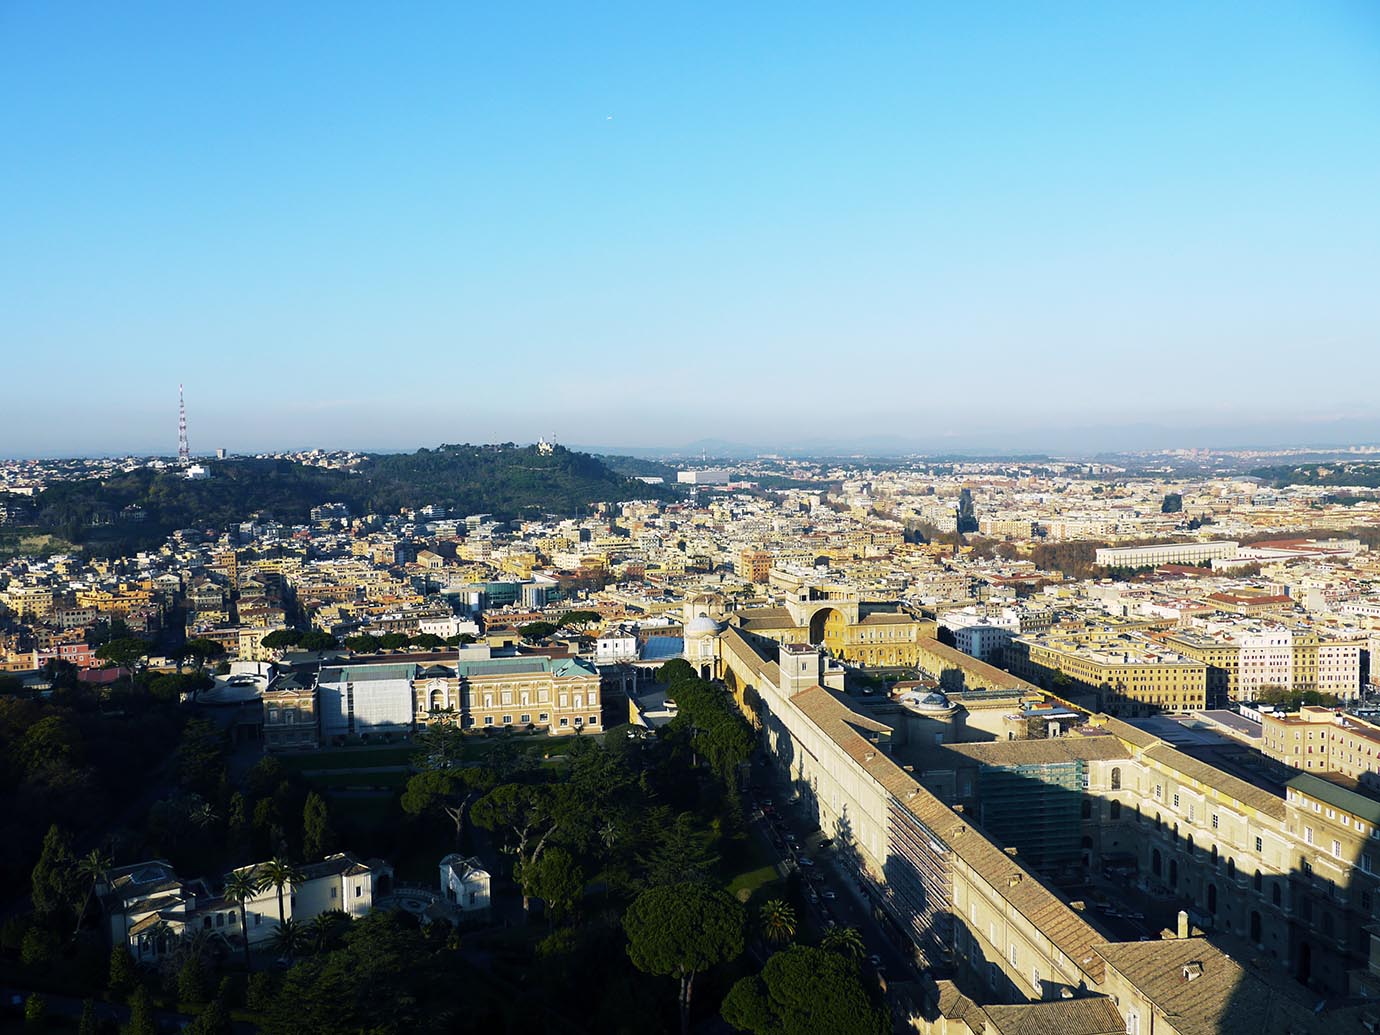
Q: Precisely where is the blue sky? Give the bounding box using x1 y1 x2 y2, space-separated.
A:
3 2 1379 456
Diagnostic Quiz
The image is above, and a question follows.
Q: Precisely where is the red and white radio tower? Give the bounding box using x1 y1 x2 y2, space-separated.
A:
177 384 190 464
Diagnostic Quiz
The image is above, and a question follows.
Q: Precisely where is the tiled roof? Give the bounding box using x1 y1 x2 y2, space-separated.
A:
734 606 796 630
983 996 1126 1035
1288 772 1380 824
917 637 1040 691
1093 938 1342 1035
319 663 418 683
944 738 1132 767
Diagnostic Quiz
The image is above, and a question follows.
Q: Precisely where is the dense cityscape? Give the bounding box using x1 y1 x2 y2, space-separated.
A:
6 433 1380 1032
6 3 1379 1033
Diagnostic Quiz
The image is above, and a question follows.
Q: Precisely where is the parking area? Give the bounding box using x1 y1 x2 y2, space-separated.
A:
745 754 915 985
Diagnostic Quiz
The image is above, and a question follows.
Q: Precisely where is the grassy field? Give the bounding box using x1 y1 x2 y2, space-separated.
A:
723 827 785 910
305 770 409 790
277 745 416 772
278 733 588 775
0 531 77 560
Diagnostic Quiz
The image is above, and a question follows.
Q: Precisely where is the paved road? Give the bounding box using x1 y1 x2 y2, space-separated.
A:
746 754 915 984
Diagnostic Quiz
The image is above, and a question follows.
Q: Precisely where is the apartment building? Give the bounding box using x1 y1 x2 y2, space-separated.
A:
1262 707 1380 787
1162 623 1363 702
1010 632 1208 712
738 549 773 584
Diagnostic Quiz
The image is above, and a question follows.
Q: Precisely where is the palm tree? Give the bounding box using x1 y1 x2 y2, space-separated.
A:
176 926 216 966
189 801 218 831
269 917 304 962
223 868 261 973
306 910 350 955
758 899 797 946
821 925 866 961
143 920 173 963
73 848 112 935
258 857 305 929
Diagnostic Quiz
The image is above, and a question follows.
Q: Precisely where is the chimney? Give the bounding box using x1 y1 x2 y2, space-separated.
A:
1177 910 1189 939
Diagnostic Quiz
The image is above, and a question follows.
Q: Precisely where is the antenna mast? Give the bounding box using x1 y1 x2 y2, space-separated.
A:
178 384 190 464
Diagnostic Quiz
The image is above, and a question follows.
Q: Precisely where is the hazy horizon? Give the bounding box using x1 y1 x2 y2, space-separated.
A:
4 4 1379 457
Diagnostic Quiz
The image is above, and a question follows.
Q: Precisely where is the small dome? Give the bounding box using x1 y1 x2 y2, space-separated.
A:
685 613 722 637
901 690 951 712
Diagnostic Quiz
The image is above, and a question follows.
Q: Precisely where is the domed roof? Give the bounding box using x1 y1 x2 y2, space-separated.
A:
685 613 722 637
900 690 951 712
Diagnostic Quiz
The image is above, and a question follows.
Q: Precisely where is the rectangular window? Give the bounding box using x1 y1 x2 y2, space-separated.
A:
484 716 494 726
502 715 512 725
589 715 599 725
1212 814 1219 830
560 717 569 726
1305 827 1314 846
1332 840 1342 859
1173 793 1180 809
1256 836 1264 853
355 885 362 898
521 714 531 723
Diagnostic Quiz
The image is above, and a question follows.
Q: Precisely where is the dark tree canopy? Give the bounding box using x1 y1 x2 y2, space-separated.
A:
721 945 887 1035
624 882 745 1035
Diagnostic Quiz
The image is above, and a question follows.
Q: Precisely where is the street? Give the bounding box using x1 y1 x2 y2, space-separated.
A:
745 754 914 987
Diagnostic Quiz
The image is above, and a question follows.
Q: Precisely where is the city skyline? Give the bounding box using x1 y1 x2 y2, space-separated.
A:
4 3 1380 456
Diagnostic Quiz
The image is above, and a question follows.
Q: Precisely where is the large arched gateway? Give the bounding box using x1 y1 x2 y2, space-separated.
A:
808 606 848 656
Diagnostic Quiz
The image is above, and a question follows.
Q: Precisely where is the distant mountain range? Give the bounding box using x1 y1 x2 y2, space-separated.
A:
576 416 1380 460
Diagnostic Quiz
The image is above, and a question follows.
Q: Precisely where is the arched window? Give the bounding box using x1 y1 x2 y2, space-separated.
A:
1081 798 1092 819
1208 883 1217 914
1272 883 1282 907
1111 800 1122 820
1152 849 1162 877
1187 834 1195 858
1226 858 1235 881
1211 845 1219 869
1254 869 1263 892
1169 859 1179 887
1111 767 1122 790
1250 910 1262 942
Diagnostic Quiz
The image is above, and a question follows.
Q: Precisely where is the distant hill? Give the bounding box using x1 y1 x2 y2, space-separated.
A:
596 454 680 480
7 444 667 557
1251 462 1380 488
